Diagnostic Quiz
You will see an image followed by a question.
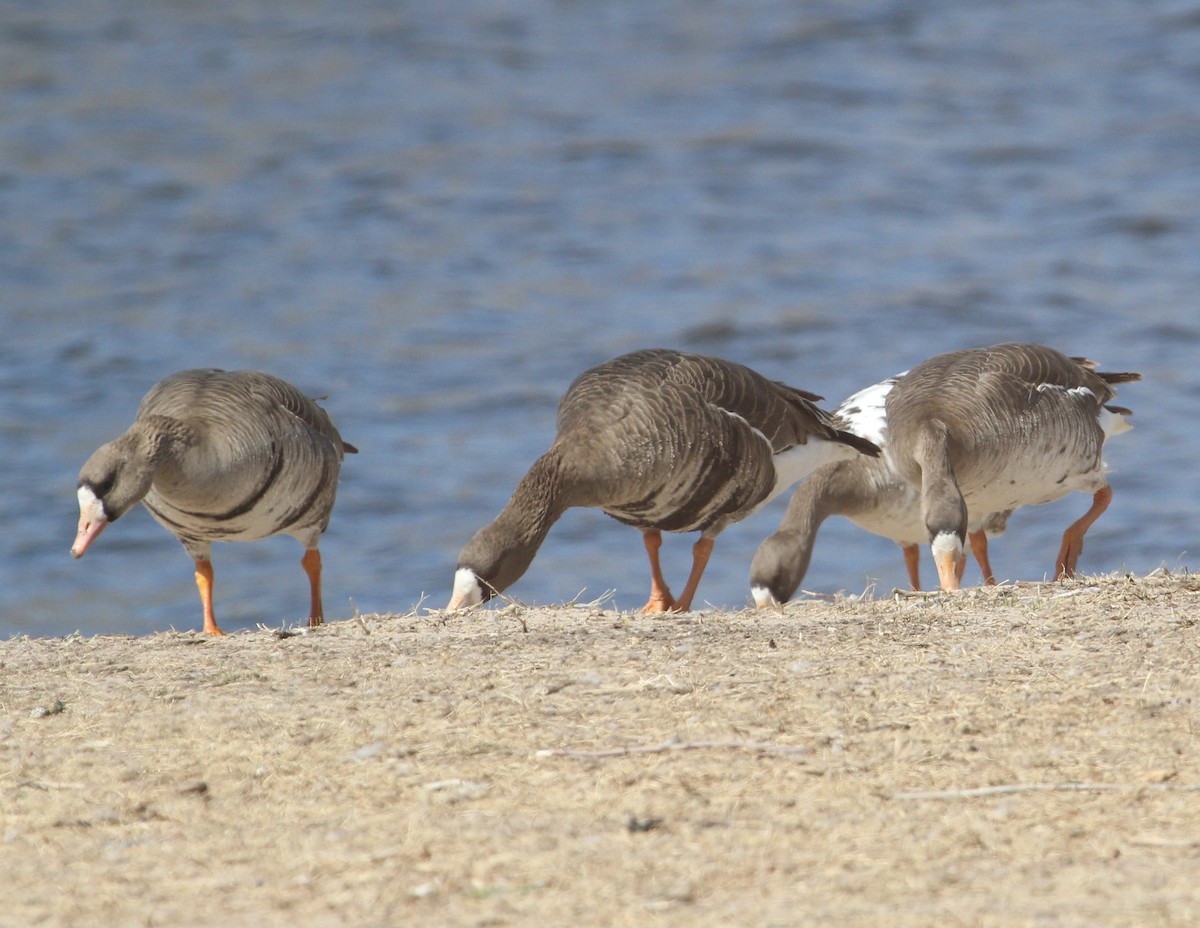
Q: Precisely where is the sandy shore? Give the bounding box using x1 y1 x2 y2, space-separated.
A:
3 572 1199 927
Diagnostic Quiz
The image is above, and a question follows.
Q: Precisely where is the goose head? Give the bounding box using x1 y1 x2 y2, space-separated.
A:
924 488 968 591
749 529 813 608
70 428 161 558
447 520 543 610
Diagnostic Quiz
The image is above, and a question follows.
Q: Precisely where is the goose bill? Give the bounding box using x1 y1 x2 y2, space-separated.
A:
70 487 109 558
931 531 964 591
71 516 107 558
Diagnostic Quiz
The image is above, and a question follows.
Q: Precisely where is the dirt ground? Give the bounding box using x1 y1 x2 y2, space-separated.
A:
3 571 1199 927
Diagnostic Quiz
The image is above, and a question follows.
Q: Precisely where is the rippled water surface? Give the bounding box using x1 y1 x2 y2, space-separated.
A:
3 1 1198 636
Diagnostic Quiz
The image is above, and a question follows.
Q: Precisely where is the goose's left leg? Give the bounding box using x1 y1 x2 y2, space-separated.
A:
968 530 997 586
902 545 922 590
640 530 677 613
194 559 225 637
672 536 715 613
302 548 325 626
1055 484 1112 579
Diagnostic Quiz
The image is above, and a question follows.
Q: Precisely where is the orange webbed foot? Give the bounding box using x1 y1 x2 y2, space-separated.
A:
641 594 678 614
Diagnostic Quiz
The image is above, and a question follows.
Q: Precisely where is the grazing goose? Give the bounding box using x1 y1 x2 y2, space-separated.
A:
750 374 1010 606
71 369 356 635
447 348 880 613
883 343 1139 591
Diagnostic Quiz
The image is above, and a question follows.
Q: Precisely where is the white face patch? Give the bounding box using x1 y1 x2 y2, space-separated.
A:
448 567 484 610
77 485 107 520
750 585 779 609
931 531 964 560
71 484 111 558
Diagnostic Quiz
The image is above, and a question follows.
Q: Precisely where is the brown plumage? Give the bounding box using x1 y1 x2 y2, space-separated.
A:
750 371 1014 606
448 348 879 613
71 369 356 635
883 343 1139 590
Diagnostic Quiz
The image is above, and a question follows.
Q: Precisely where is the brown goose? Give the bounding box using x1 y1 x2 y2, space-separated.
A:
750 373 1010 606
883 344 1139 591
71 369 356 635
447 348 880 613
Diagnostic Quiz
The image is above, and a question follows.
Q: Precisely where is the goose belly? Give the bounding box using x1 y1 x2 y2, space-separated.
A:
143 472 332 546
954 444 1105 513
602 464 751 534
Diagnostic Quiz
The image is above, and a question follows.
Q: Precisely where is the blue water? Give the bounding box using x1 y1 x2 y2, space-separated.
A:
2 0 1198 636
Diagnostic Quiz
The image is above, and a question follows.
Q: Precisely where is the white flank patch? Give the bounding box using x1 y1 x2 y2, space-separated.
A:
834 374 903 447
719 402 886 506
769 438 861 498
1099 407 1132 438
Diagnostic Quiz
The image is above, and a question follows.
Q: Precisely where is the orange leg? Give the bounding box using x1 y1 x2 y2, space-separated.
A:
1055 484 1113 580
968 530 997 586
640 530 677 613
194 559 225 636
672 536 715 613
302 548 324 627
902 544 922 591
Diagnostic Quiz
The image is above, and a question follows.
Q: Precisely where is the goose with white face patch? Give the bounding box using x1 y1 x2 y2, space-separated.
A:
750 374 1012 607
447 348 881 613
71 369 356 635
882 343 1140 591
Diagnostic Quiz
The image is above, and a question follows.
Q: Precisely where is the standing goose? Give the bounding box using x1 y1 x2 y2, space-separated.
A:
750 374 1010 606
883 343 1139 591
71 369 356 635
447 348 880 613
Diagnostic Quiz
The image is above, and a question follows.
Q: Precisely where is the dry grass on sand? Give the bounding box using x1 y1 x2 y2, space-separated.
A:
3 572 1200 927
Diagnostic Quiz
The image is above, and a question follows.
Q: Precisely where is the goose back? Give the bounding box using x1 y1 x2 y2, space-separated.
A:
93 369 351 554
73 368 354 634
555 348 877 535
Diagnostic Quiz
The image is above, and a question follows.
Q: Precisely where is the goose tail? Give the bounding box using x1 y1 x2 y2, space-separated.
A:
833 427 882 458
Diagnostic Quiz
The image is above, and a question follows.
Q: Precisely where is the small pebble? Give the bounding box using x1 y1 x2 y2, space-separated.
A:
30 699 66 718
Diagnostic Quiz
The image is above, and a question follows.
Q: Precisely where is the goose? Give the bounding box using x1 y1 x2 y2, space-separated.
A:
71 369 356 635
750 373 1011 606
883 343 1139 591
447 348 880 613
